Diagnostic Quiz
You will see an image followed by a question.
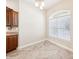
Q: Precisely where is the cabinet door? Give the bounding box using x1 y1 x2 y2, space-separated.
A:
6 10 9 25
6 36 13 52
6 7 13 26
13 11 18 27
12 35 18 49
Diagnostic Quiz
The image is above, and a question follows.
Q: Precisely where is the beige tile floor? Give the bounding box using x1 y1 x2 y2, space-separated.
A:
6 40 73 59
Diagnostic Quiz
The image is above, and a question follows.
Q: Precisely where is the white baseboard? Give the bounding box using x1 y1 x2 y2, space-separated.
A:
17 38 73 52
17 39 46 50
47 39 73 52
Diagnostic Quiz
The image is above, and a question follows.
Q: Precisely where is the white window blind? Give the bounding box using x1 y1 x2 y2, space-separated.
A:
48 10 71 41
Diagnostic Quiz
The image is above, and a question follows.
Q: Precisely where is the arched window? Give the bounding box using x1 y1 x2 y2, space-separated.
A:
48 10 71 41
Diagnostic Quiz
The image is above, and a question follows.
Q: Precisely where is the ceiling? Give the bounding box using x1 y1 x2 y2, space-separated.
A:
24 0 62 10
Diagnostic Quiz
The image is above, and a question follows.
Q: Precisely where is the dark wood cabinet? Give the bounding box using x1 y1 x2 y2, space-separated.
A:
6 35 18 53
6 7 13 26
13 11 18 27
6 7 18 27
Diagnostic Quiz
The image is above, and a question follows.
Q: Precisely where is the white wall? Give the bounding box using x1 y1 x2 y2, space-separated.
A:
46 0 73 49
19 0 45 48
6 0 45 48
6 0 19 11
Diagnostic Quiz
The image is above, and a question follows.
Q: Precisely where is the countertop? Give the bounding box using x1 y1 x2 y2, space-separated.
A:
6 32 18 36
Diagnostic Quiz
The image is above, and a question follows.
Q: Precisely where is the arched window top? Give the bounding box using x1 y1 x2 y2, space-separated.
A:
49 10 71 19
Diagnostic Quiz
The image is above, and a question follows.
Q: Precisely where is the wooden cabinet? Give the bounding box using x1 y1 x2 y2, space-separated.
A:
13 11 18 27
6 7 18 27
6 7 13 26
6 35 18 53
